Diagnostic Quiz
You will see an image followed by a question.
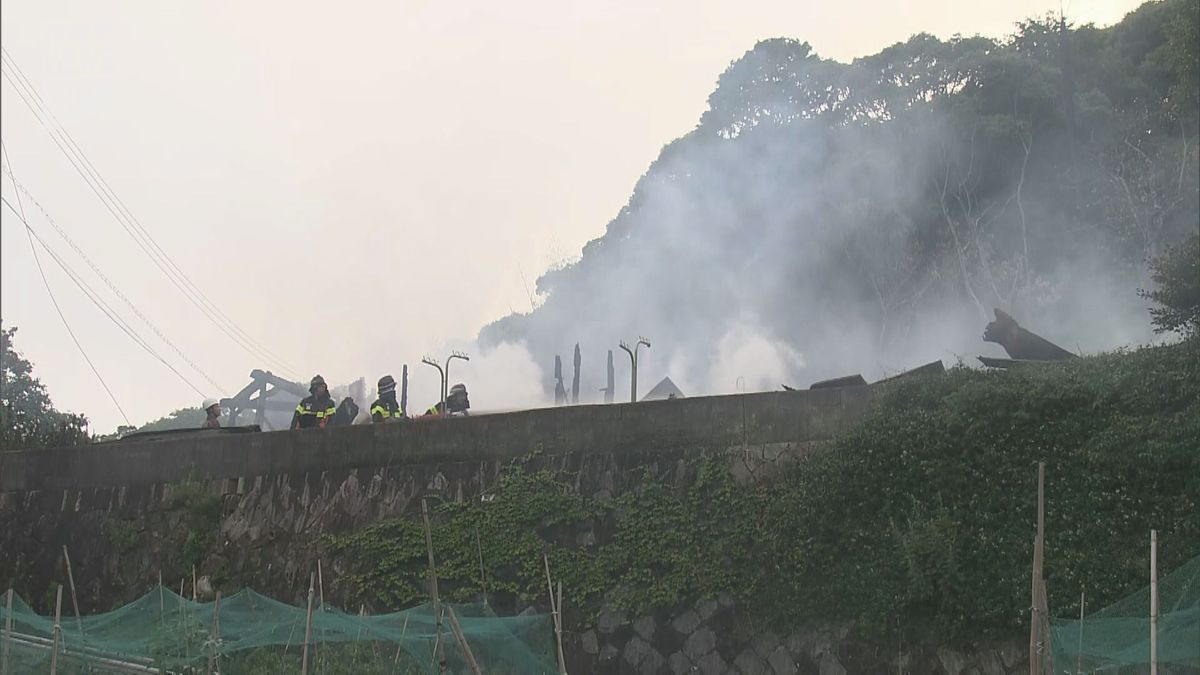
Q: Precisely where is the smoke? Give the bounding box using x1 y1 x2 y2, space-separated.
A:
399 340 550 415
477 28 1192 400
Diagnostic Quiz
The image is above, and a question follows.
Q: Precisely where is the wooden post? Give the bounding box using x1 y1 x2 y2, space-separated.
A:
401 364 409 416
61 546 86 657
394 613 409 666
557 580 567 674
49 585 62 675
544 554 567 675
421 498 446 674
301 573 315 675
316 559 325 668
1075 591 1084 675
445 606 482 675
207 591 221 675
1029 462 1045 675
317 560 325 612
158 571 165 631
2 588 12 675
475 526 487 601
1150 530 1158 675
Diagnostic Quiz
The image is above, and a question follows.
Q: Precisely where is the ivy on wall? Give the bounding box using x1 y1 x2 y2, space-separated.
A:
325 339 1200 643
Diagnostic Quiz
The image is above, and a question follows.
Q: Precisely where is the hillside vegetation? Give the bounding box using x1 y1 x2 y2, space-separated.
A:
482 0 1199 393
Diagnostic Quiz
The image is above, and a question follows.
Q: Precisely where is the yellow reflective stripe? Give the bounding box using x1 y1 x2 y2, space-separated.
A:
371 405 389 417
296 403 337 417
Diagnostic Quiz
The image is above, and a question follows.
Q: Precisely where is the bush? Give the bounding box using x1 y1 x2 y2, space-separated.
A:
1141 234 1200 337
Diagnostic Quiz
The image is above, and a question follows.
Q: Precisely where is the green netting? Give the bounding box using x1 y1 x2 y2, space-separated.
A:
0 586 559 674
1051 555 1200 673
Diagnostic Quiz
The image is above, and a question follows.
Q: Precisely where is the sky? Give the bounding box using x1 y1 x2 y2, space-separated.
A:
1 0 1144 433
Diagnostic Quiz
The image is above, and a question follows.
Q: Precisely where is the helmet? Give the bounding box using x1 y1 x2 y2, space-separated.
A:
309 375 327 393
202 398 220 412
378 375 396 394
449 383 467 396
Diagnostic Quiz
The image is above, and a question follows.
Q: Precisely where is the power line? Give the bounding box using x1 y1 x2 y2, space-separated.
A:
1 142 130 425
0 48 298 376
2 168 224 392
0 48 300 379
2 195 207 399
0 55 298 379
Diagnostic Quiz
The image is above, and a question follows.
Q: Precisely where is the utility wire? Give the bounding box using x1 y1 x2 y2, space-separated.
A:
0 49 300 379
0 56 298 380
2 195 207 399
2 169 224 393
0 49 297 376
1 142 131 424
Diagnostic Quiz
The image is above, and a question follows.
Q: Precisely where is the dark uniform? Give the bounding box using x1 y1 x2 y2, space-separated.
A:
371 374 404 423
371 398 404 422
291 394 337 429
292 375 337 430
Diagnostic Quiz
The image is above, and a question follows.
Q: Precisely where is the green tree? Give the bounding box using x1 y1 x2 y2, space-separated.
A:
0 325 90 451
131 407 207 433
1141 234 1200 336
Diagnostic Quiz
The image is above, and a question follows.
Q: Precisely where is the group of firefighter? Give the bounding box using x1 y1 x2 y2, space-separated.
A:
200 374 470 430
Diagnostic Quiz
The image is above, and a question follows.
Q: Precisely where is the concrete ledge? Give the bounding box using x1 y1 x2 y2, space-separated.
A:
0 387 874 494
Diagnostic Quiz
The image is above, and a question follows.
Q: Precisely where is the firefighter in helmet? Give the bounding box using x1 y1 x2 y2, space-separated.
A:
370 374 405 423
291 375 337 430
424 383 470 417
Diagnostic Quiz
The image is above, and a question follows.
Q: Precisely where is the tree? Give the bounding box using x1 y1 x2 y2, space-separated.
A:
1141 234 1200 336
1 325 90 450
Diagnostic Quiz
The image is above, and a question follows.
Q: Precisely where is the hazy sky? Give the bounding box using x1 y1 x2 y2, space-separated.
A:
1 0 1143 432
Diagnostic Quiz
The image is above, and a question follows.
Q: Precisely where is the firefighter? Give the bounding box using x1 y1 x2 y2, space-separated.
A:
370 374 404 423
424 383 470 417
200 398 221 429
291 375 337 430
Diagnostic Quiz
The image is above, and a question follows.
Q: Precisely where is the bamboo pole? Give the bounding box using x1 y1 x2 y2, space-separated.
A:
192 566 197 602
1029 462 1045 675
557 580 567 675
1075 591 1085 675
317 560 325 611
421 498 446 674
445 606 482 675
50 585 63 675
316 558 325 668
475 526 487 601
179 578 188 661
61 546 87 660
302 573 315 675
394 613 409 666
5 632 160 674
2 588 12 675
207 591 221 675
544 554 567 675
1150 530 1158 675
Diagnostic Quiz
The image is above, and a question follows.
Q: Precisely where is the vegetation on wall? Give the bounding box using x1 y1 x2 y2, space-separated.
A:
326 335 1199 643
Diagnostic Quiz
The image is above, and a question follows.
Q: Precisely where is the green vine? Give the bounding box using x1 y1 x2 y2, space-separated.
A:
169 479 223 572
324 339 1200 643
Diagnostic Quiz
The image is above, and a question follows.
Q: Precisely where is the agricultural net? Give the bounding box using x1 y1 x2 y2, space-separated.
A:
0 586 559 674
1051 555 1200 673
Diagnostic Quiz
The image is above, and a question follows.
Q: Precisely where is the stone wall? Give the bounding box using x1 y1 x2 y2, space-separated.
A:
582 596 1026 675
1 388 867 604
0 385 1026 673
